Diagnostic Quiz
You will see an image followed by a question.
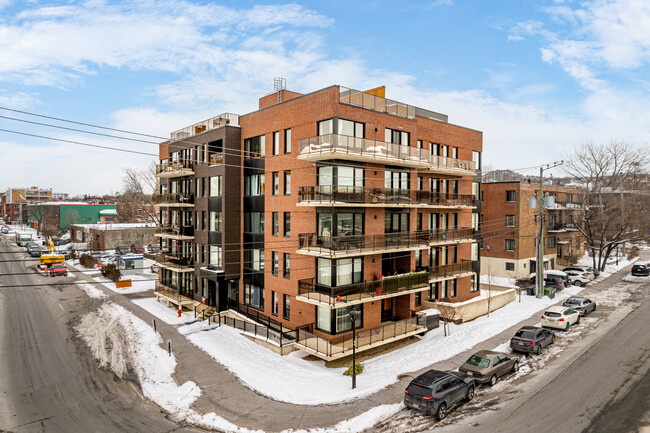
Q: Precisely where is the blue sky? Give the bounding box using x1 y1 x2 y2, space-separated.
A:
1 0 649 195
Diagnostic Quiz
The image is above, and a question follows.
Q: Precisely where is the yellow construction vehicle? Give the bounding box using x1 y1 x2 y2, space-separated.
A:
41 236 64 267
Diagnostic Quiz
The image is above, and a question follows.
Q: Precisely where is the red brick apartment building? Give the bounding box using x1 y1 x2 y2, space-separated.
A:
155 85 482 358
481 181 585 279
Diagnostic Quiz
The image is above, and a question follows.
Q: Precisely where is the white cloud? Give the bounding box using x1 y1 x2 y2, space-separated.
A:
432 0 454 6
0 91 40 109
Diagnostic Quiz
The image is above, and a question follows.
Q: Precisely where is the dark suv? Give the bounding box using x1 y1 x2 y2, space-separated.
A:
631 263 650 277
404 370 475 420
510 326 555 354
115 246 130 255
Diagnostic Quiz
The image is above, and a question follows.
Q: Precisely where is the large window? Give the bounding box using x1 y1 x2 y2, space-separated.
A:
385 128 409 145
283 212 291 237
209 211 222 232
244 174 265 196
505 239 515 252
318 119 334 136
316 305 362 334
338 119 364 137
209 245 222 267
506 190 516 202
316 257 362 287
244 249 264 271
244 212 264 233
385 169 409 190
547 237 556 248
244 135 265 159
244 283 264 310
210 176 222 196
317 165 363 187
385 211 409 233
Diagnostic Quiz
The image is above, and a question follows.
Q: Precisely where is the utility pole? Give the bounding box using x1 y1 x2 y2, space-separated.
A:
535 161 563 299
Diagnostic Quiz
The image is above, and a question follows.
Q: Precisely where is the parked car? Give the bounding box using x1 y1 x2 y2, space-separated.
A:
49 263 68 277
147 243 161 253
529 272 570 289
562 296 597 316
1 226 9 234
130 244 145 254
564 270 590 286
115 246 130 255
458 350 519 386
563 266 597 279
51 238 67 246
526 275 565 292
631 263 650 277
100 255 117 266
510 326 555 354
541 306 580 331
404 370 475 420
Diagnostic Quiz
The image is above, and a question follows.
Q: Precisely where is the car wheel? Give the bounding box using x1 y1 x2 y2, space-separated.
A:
512 360 519 373
551 334 555 344
576 315 580 325
565 322 570 331
593 304 597 312
435 402 447 421
574 280 583 287
466 386 475 402
489 375 497 387
535 344 541 355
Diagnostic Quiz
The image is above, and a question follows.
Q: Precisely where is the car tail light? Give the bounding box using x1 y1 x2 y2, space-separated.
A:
510 339 515 343
459 368 466 373
558 318 565 321
474 372 485 377
528 341 535 345
422 396 433 400
405 389 409 394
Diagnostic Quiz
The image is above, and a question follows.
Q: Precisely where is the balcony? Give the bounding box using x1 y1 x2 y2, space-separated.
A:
152 193 194 207
548 223 579 233
298 228 476 257
170 112 239 140
155 159 194 178
155 224 194 240
156 252 195 272
298 185 475 208
298 261 476 307
154 281 196 309
298 134 475 174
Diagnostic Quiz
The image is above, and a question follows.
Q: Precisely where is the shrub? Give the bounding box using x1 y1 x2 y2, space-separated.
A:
79 253 95 269
101 263 122 282
343 363 364 376
627 247 639 260
69 250 77 260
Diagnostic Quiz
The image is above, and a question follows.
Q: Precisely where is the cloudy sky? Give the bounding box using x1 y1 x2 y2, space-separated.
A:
0 0 649 195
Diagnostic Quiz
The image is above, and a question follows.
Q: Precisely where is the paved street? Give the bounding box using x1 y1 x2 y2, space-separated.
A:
2 231 648 433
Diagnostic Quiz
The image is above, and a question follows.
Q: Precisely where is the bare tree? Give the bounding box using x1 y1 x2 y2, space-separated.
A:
436 302 463 337
564 141 650 271
118 164 159 223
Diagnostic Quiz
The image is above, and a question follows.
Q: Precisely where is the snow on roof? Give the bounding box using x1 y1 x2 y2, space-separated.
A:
100 209 118 215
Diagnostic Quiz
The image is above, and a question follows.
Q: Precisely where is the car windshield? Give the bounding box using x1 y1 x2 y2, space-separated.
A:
565 298 580 304
515 329 536 339
466 355 490 368
545 311 561 317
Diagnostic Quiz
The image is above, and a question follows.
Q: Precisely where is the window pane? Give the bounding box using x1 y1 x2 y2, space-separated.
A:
337 258 352 286
316 307 331 332
317 258 331 286
338 119 355 137
318 166 333 186
318 119 333 136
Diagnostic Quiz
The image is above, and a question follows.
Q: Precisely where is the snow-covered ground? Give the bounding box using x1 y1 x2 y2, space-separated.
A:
132 298 196 325
94 274 155 294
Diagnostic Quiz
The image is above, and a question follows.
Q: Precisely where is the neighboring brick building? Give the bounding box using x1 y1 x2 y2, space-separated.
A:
155 85 483 358
480 181 585 279
70 223 156 251
28 202 118 236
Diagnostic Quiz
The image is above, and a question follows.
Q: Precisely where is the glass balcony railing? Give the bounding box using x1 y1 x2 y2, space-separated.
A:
152 193 194 205
298 261 476 306
156 224 195 238
298 228 475 255
155 159 194 177
156 252 194 270
298 134 475 173
170 113 239 140
298 186 475 207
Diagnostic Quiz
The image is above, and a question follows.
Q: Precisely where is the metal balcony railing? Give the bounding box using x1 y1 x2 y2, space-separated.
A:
156 252 194 270
152 193 194 205
156 224 195 237
298 261 476 306
298 228 475 255
298 185 474 207
298 134 475 173
155 159 194 176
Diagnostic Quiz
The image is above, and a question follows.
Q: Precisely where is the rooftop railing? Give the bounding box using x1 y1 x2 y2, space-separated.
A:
298 185 475 207
170 113 239 140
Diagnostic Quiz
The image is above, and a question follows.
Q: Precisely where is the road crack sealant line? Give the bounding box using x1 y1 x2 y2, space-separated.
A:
486 285 647 433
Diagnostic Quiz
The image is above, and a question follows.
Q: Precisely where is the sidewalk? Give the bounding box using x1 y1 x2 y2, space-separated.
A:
67 257 642 432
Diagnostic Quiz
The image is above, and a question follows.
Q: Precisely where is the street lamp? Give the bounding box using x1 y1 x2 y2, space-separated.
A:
349 307 360 389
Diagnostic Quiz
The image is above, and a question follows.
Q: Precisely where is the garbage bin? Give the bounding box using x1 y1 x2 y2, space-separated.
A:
526 287 535 296
544 286 556 299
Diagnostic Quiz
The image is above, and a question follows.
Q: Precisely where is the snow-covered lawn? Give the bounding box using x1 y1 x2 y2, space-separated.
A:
179 285 583 405
132 297 196 325
94 274 154 294
623 275 650 283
